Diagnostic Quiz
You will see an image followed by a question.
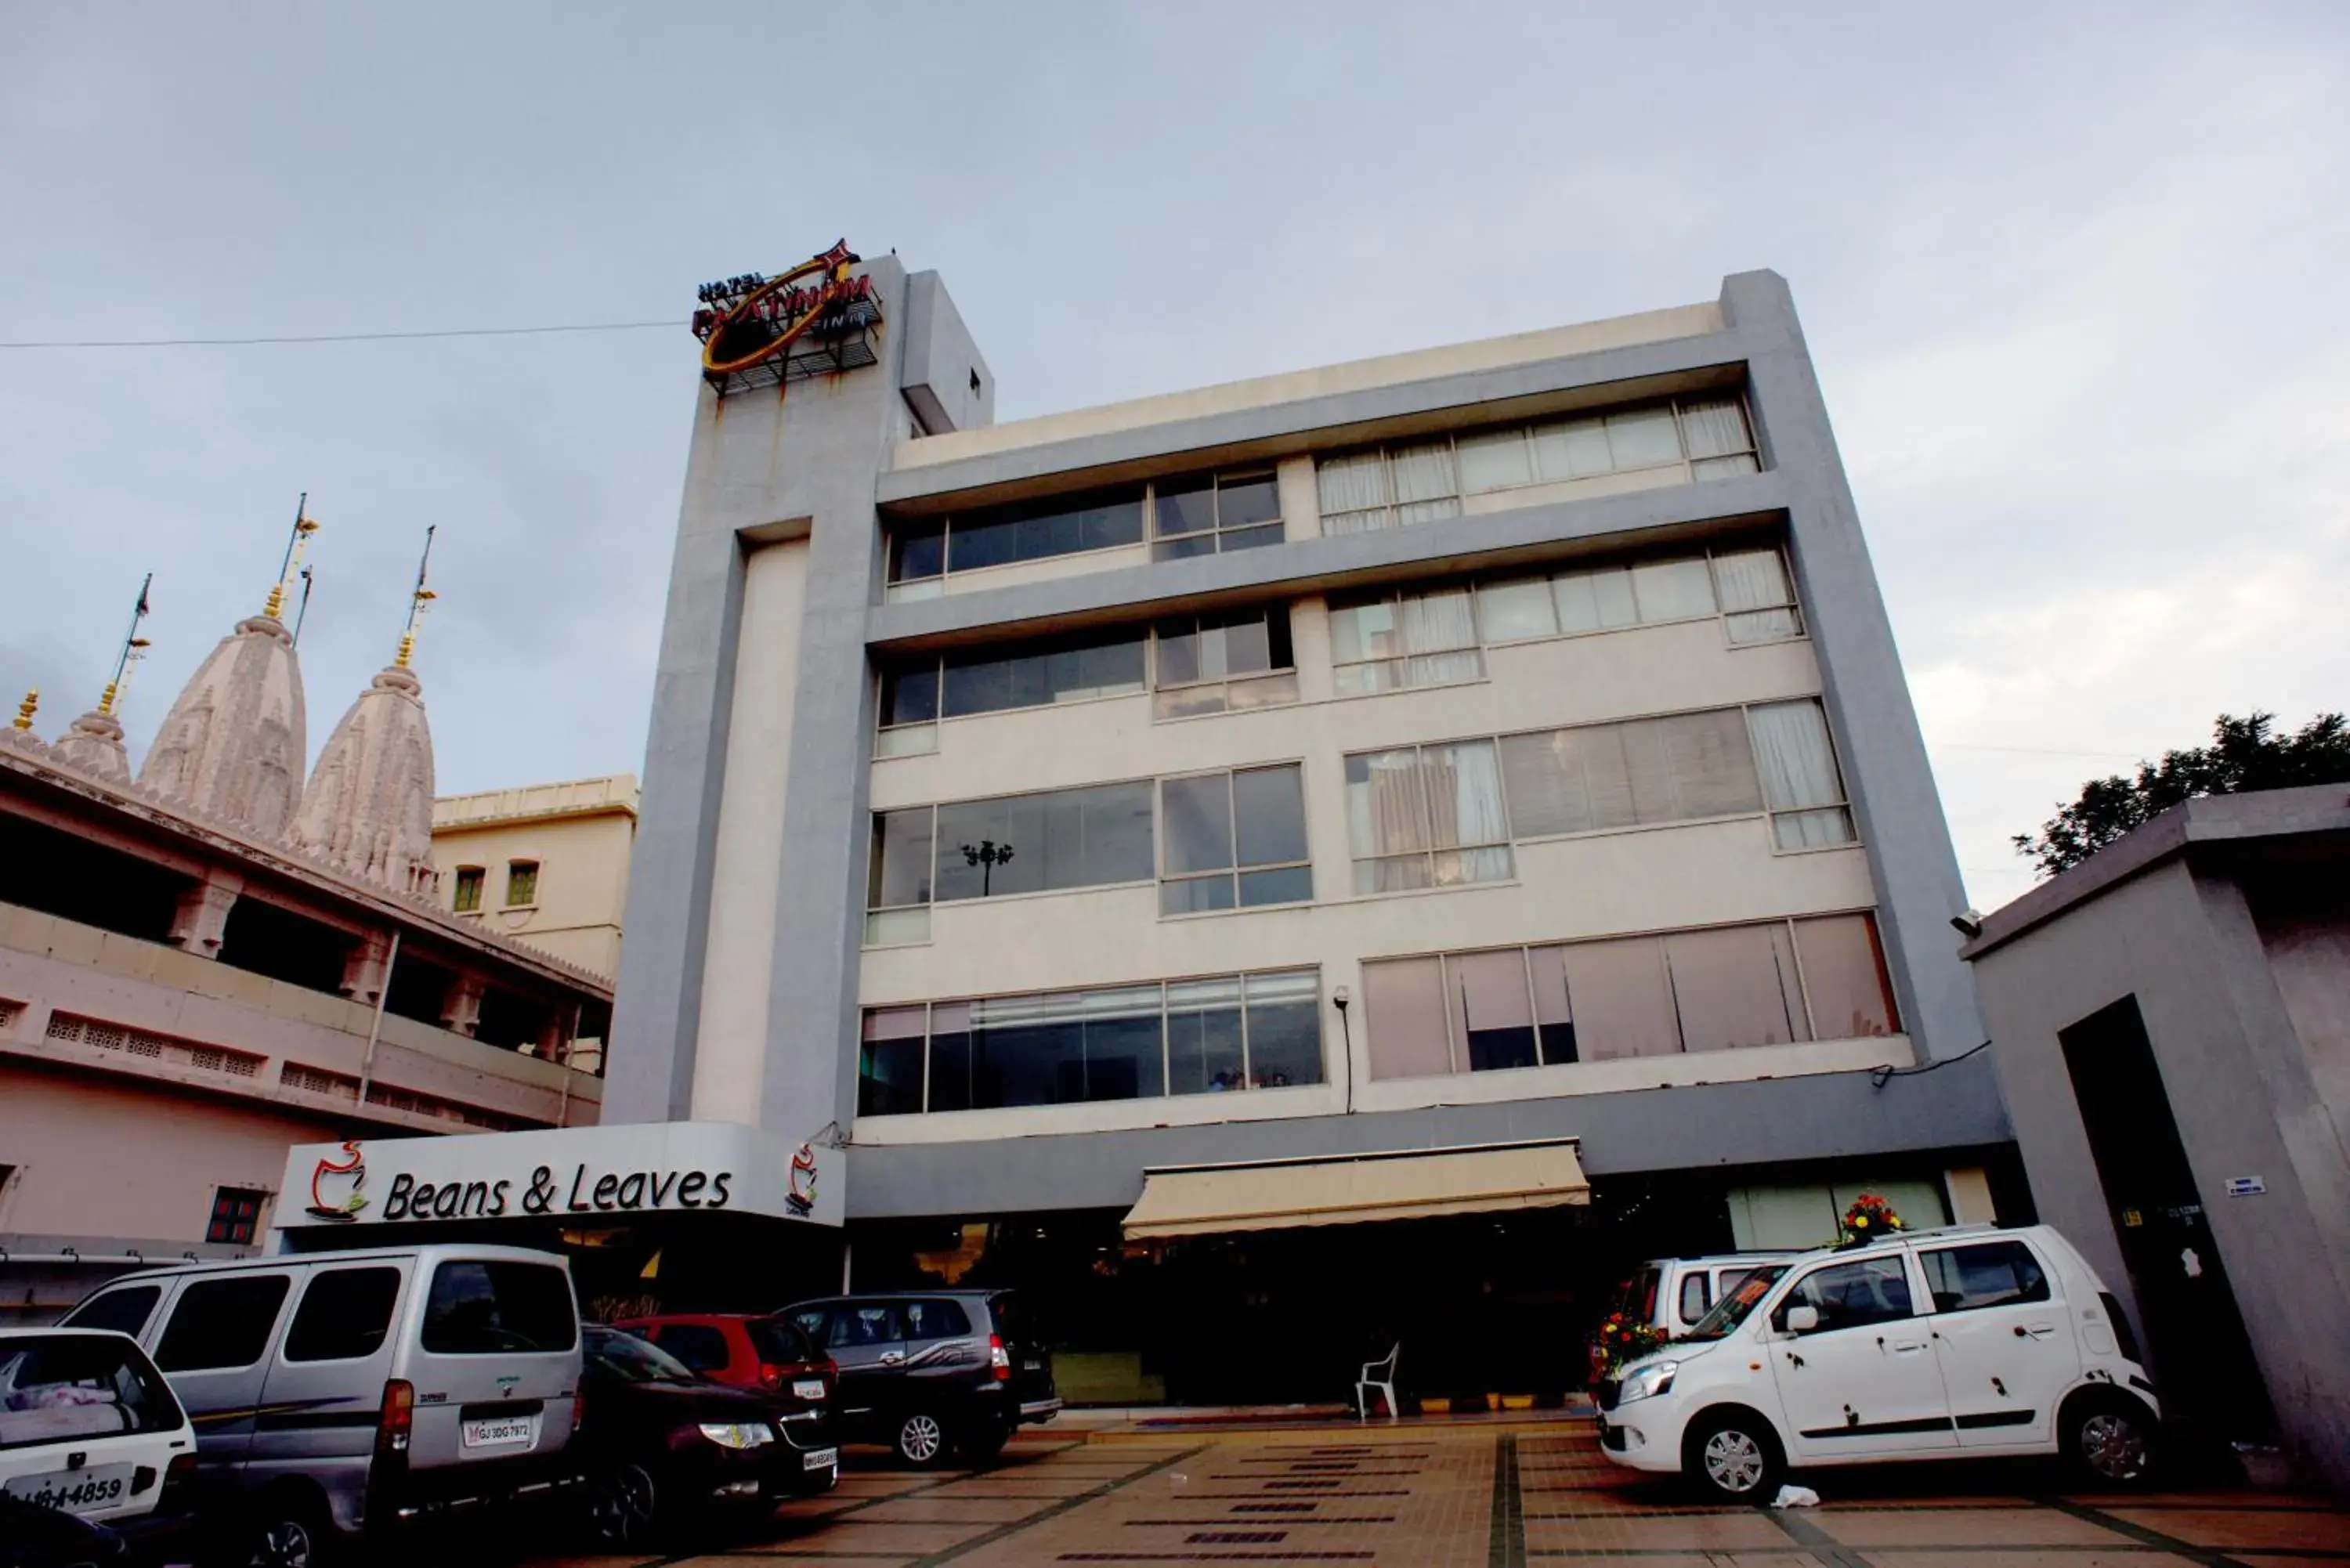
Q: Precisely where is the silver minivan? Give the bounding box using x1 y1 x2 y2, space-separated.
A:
62 1243 582 1565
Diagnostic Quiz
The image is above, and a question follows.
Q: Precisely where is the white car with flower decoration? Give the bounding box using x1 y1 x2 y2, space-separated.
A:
1596 1223 2160 1501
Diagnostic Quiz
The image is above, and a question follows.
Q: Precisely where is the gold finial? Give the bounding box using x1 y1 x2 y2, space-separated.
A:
394 525 438 669
99 573 154 717
263 493 321 621
12 688 36 732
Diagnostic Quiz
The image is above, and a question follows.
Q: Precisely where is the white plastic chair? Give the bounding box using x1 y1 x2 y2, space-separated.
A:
1355 1344 1400 1421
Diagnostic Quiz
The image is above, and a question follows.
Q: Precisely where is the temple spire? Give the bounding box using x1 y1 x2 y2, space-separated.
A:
10 689 34 732
394 526 438 669
262 493 320 622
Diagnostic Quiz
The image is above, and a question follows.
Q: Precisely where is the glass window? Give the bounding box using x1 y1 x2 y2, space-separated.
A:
1315 449 1392 533
1530 414 1614 482
155 1274 291 1372
1160 765 1310 915
1681 397 1761 481
1922 1242 2050 1314
931 781 1155 902
1795 914 1899 1039
1777 1255 1915 1333
965 985 1166 1107
941 627 1148 719
869 809 935 911
1529 945 1576 1064
1152 471 1282 558
1629 558 1717 622
1476 577 1558 642
1561 938 1680 1060
205 1187 266 1245
859 1007 927 1116
0 1335 180 1451
1242 971 1321 1087
748 1319 818 1365
284 1267 402 1363
939 486 1145 575
452 866 484 914
1153 608 1297 718
1329 587 1483 696
1712 547 1802 644
1552 564 1640 634
889 518 947 583
1362 956 1452 1079
1665 924 1806 1052
1386 439 1460 525
1167 977 1246 1094
656 1323 731 1372
505 860 538 906
63 1283 164 1339
1606 406 1685 469
1500 708 1761 840
1680 1273 1713 1326
829 1303 905 1348
1453 948 1537 1071
1344 741 1513 894
905 1299 973 1340
1458 428 1533 493
1748 700 1856 849
421 1260 576 1355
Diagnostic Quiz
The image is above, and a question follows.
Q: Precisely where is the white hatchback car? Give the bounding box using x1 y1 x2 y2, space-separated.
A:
0 1327 196 1530
1598 1225 2159 1501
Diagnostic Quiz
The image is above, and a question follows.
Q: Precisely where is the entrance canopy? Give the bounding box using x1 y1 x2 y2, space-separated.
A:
1123 1139 1588 1241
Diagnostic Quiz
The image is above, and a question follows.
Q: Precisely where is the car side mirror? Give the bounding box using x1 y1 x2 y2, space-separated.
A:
1784 1304 1820 1335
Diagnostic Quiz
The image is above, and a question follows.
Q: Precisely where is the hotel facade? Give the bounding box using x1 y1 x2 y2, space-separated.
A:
607 258 2016 1402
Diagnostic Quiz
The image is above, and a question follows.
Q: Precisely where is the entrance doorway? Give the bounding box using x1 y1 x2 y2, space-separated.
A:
2058 995 2276 1440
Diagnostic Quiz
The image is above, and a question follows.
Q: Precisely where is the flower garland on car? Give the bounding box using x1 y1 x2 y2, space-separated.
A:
1595 1311 1669 1375
1839 1191 1906 1248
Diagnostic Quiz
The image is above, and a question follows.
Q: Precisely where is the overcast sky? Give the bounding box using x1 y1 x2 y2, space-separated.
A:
3 3 2344 911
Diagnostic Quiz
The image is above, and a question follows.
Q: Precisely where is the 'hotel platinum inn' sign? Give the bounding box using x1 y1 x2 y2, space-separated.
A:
275 1122 842 1233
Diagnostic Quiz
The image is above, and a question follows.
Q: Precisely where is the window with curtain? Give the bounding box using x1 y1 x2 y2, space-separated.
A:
1152 607 1298 718
1314 394 1760 537
1329 586 1484 695
1746 699 1856 848
1359 913 1897 1080
1151 471 1283 559
1712 547 1802 644
1159 764 1312 914
1343 740 1513 894
1499 707 1763 839
858 969 1323 1114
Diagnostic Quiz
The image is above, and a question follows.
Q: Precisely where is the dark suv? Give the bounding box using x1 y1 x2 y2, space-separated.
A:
776 1292 1059 1467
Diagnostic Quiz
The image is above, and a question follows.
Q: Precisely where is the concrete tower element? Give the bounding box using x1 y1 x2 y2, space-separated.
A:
295 530 440 894
139 508 317 839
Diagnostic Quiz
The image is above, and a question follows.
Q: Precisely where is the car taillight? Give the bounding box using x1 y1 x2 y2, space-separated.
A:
760 1363 784 1389
989 1334 1011 1382
823 1358 839 1382
378 1378 414 1456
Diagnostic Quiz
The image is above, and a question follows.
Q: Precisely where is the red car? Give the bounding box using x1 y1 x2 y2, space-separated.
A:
613 1313 837 1399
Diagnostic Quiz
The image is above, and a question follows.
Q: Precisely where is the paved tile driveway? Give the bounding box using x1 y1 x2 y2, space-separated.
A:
531 1420 2350 1568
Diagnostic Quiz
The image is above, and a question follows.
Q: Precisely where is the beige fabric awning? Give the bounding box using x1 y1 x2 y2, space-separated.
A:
1122 1140 1589 1241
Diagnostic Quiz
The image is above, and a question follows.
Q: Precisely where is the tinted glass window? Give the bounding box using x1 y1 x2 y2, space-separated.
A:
421 1262 577 1355
1625 1268 1661 1323
1777 1256 1914 1333
749 1319 818 1365
0 1335 180 1450
657 1323 731 1372
584 1324 692 1384
1922 1241 2051 1314
1679 1273 1712 1326
284 1267 403 1363
786 1308 830 1345
904 1300 972 1340
827 1303 905 1349
63 1284 162 1339
155 1274 292 1372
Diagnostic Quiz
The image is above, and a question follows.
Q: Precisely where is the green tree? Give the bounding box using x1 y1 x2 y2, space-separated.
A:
2013 710 2350 877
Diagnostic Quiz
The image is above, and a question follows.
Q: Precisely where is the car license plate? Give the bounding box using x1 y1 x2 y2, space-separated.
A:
461 1413 538 1450
802 1447 837 1472
1024 1360 1042 1371
792 1378 826 1400
3 1463 134 1515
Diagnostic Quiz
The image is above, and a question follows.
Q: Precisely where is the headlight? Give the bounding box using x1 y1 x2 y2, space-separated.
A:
697 1422 775 1449
1616 1360 1679 1404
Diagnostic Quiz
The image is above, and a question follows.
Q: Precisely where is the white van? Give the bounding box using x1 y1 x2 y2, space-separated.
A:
1589 1254 1797 1384
0 1328 195 1534
1598 1225 2159 1501
62 1243 582 1565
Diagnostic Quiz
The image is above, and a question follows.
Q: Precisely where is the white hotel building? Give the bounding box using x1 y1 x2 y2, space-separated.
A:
606 257 2016 1404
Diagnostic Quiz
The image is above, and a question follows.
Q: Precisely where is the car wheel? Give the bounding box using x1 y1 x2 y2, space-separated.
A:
895 1411 949 1469
958 1422 1011 1466
588 1461 664 1546
241 1493 336 1568
2064 1394 2157 1487
1683 1410 1784 1505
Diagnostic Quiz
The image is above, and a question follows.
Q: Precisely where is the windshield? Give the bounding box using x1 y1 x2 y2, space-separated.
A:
584 1325 697 1385
1681 1264 1788 1342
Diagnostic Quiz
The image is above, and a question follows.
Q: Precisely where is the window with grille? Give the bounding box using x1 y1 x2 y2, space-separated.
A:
205 1187 268 1245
